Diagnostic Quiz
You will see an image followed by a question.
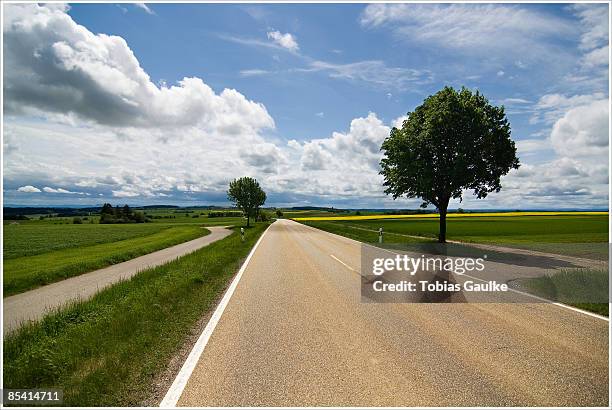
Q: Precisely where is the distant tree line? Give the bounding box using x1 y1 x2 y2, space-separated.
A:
99 203 147 224
3 207 96 218
4 214 30 221
207 211 243 218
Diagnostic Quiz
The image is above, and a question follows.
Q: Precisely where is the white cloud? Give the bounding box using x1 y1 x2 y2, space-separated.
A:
266 30 299 52
500 98 531 105
582 46 609 68
570 4 608 51
112 189 140 198
42 187 86 195
239 69 271 77
134 3 154 15
515 60 527 69
239 142 287 174
493 94 610 209
497 70 505 77
241 60 431 91
566 4 609 87
516 138 552 155
550 99 609 158
3 3 274 134
298 113 391 174
17 185 41 193
300 60 432 91
360 3 575 63
531 92 606 124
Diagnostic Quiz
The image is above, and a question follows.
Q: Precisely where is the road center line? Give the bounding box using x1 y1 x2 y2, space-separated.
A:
160 225 271 407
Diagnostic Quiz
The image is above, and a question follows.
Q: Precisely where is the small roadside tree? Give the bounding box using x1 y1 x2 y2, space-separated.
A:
380 86 519 243
227 177 266 227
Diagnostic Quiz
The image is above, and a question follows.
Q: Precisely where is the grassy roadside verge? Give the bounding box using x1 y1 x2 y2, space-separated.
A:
3 223 269 406
4 226 211 296
301 220 431 244
513 269 609 316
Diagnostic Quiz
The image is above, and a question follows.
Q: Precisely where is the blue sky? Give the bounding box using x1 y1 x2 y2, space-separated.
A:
3 2 610 209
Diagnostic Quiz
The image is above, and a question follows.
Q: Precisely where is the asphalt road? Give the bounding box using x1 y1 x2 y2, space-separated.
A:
3 226 232 334
174 219 608 407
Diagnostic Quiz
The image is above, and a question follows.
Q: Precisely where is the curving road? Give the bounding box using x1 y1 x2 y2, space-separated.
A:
3 226 233 334
172 219 608 407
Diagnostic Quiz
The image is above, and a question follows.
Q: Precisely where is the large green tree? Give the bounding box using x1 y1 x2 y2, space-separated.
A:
227 176 267 227
380 86 520 243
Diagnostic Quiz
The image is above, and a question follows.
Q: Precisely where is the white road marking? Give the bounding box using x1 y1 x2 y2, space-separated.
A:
330 254 359 273
160 225 271 407
298 221 609 322
457 271 610 322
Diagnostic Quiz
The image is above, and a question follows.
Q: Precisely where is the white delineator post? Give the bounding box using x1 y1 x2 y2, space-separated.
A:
379 227 383 244
240 227 245 242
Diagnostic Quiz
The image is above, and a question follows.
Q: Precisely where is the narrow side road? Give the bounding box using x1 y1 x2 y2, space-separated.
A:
171 219 608 407
3 226 232 334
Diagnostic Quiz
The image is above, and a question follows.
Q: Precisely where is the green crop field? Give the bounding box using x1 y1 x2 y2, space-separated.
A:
144 208 242 225
3 225 210 296
514 269 608 316
302 214 609 259
3 223 269 406
3 224 171 259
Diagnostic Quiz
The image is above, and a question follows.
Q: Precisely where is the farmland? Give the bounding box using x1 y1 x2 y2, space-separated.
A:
4 223 171 259
300 213 609 259
2 205 287 296
3 223 270 406
3 224 210 296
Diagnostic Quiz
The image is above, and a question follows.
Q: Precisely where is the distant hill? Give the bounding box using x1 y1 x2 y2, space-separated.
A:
3 207 100 218
287 206 338 211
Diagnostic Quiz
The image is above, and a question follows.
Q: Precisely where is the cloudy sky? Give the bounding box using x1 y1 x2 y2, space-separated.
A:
3 2 609 209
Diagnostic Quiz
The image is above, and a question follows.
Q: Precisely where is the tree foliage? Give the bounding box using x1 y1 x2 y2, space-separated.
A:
99 203 147 224
380 86 520 242
227 177 266 227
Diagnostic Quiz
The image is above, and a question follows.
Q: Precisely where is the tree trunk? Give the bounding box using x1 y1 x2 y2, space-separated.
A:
439 210 447 243
438 199 449 243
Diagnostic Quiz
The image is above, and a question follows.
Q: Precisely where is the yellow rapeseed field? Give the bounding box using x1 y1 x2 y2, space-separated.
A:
292 211 609 222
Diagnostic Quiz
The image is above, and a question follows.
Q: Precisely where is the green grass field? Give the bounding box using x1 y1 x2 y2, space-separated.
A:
3 224 172 259
4 225 210 296
3 223 269 406
514 269 609 316
303 215 608 259
143 209 244 226
301 220 433 244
